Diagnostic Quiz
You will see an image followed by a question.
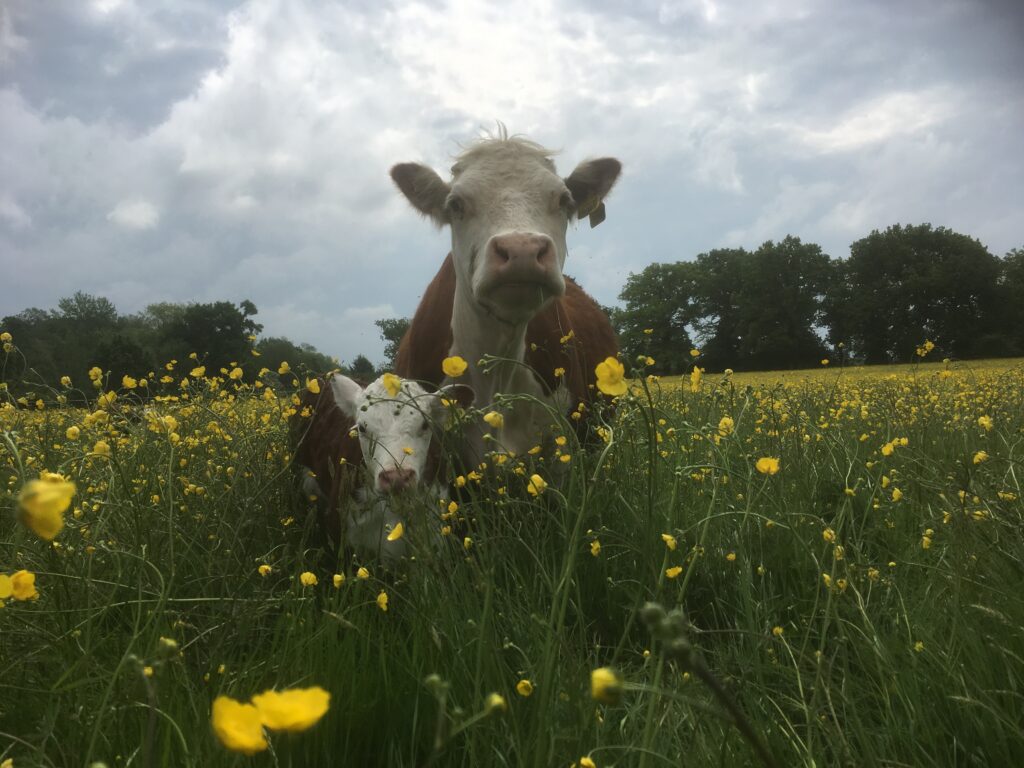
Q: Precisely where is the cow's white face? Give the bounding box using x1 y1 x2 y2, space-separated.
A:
330 374 471 494
391 136 621 325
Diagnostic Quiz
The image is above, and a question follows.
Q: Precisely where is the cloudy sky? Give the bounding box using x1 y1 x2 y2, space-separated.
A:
2 0 1022 364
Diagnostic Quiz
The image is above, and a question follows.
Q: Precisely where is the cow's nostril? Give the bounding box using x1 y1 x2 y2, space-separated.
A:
494 245 510 263
536 242 549 262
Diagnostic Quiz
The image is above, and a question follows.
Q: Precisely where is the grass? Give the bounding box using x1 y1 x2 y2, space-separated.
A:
1 351 1023 767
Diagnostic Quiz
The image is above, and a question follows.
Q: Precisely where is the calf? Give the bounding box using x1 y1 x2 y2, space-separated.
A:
291 373 471 566
391 131 621 464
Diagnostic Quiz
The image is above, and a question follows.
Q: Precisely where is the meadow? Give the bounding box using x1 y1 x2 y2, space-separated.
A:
2 342 1023 767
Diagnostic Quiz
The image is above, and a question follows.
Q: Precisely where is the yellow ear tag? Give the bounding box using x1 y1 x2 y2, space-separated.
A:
577 195 606 228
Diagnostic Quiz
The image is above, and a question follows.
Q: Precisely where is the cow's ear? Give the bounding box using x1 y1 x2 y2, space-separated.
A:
390 163 451 226
434 383 475 417
564 157 622 228
330 374 364 419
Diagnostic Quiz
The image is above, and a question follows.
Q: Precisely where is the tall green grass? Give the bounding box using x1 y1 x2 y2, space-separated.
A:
2 358 1023 766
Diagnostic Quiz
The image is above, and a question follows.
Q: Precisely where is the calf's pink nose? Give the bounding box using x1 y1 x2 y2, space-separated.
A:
378 467 416 493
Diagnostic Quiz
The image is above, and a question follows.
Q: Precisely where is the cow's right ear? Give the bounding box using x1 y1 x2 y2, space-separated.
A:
390 163 451 226
437 383 475 410
330 374 364 419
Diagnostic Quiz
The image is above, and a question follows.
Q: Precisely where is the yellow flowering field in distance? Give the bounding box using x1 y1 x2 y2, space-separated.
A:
1 337 1023 766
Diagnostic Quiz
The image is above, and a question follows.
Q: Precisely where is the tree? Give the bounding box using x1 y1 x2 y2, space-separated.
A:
615 262 699 374
841 224 1002 362
160 301 261 372
347 354 377 380
996 246 1024 355
735 237 834 370
691 248 752 370
375 318 410 372
257 336 335 376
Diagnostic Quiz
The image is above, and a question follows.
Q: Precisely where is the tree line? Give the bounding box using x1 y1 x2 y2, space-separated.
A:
0 294 342 400
611 224 1024 373
3 223 1022 398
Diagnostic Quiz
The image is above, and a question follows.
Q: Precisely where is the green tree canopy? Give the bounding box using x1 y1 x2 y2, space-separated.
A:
615 262 699 374
836 224 1002 362
375 317 410 372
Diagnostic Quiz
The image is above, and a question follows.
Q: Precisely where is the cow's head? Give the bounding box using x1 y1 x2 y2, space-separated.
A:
330 373 473 494
391 134 621 325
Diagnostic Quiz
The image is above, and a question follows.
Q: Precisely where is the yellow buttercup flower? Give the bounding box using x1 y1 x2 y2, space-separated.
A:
92 440 111 457
483 411 504 429
977 415 993 431
755 457 780 475
376 590 389 611
442 356 468 378
258 564 272 576
717 416 734 436
972 451 989 465
689 367 702 393
590 667 623 704
4 570 38 601
381 372 401 397
211 696 268 754
661 533 677 551
665 566 683 579
594 357 627 396
485 692 507 714
18 475 76 540
278 361 291 375
66 425 80 440
251 686 330 732
306 378 321 395
527 474 547 496
190 366 206 378
590 540 601 557
299 571 318 587
516 679 534 697
386 522 405 541
356 567 370 580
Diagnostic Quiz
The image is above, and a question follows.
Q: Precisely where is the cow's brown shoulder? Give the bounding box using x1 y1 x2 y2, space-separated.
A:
396 254 618 402
526 277 619 401
396 255 456 384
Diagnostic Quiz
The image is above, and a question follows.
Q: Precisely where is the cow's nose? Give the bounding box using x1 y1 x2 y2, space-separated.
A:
487 233 557 279
378 467 416 494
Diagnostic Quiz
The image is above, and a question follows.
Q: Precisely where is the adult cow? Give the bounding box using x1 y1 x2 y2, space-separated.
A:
391 133 621 463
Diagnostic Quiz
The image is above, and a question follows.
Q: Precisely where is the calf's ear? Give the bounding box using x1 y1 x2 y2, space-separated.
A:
330 374 364 419
438 383 475 409
564 157 622 228
390 163 451 226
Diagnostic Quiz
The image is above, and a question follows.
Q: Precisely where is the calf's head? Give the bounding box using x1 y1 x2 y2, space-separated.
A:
330 374 472 494
391 134 621 324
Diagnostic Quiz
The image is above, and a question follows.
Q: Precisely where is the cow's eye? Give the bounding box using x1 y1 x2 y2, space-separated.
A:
558 190 574 213
446 196 465 219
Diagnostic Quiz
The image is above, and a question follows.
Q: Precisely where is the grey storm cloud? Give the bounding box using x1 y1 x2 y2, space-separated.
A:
1 0 1022 364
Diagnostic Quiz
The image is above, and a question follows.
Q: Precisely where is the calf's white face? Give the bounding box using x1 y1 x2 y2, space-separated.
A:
391 136 621 325
330 374 469 494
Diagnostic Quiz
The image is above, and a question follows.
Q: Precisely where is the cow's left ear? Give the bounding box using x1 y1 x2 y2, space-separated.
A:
564 157 622 228
330 374 365 419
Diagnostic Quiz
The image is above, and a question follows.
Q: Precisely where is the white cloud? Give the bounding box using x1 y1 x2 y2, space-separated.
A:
792 90 953 153
1 0 1022 362
107 199 160 229
0 194 31 229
